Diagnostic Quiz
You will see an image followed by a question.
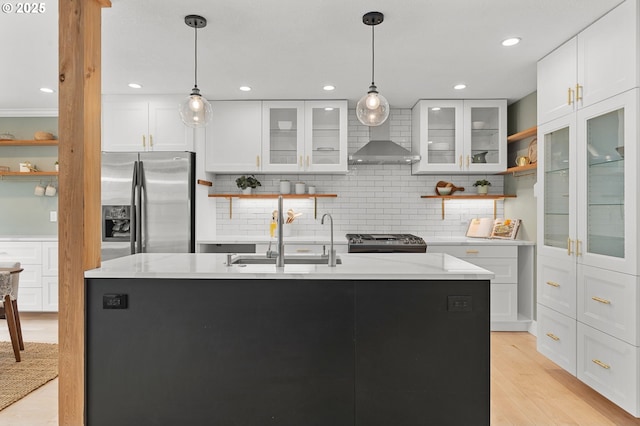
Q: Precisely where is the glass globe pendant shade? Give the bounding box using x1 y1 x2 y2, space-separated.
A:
356 85 389 126
179 87 213 128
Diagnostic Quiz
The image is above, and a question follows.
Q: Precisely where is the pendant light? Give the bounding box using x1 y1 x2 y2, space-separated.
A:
179 15 213 128
356 11 389 127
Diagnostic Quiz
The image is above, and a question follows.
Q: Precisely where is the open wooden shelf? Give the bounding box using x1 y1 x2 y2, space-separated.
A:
421 194 517 219
0 171 59 177
0 139 58 146
496 163 537 176
208 193 337 219
506 126 537 143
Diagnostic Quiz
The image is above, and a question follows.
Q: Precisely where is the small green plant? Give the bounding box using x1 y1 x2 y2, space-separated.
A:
473 179 492 187
235 175 261 190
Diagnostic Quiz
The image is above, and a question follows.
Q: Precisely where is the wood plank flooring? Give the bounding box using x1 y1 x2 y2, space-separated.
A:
1 316 640 424
491 332 640 425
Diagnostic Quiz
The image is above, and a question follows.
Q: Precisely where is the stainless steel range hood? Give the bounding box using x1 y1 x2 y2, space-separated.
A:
348 119 420 165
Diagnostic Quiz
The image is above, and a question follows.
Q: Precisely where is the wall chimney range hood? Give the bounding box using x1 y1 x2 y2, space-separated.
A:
348 119 420 165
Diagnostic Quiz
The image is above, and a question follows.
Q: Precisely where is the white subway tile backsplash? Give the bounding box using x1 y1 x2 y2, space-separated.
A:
212 108 506 238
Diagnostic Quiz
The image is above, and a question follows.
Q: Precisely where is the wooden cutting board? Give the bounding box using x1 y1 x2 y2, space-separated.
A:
435 181 465 195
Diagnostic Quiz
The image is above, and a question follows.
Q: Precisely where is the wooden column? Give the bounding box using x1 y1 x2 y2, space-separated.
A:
58 0 111 424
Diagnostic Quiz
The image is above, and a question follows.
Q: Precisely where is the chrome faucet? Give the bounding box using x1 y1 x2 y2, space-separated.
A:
321 213 336 267
276 195 285 267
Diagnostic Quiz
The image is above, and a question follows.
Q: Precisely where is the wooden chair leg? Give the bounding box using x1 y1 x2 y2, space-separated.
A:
4 295 20 362
11 299 24 350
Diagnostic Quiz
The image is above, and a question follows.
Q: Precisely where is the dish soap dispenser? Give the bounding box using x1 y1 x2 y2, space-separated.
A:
270 210 278 238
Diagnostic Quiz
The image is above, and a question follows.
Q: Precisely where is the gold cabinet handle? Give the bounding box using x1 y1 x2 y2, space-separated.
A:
576 239 582 257
466 249 479 254
592 359 611 369
459 155 463 169
149 134 153 148
142 135 146 148
567 87 574 105
591 296 611 305
546 281 560 287
546 332 560 341
306 155 310 168
576 84 583 102
299 155 303 167
466 155 470 168
567 238 573 255
256 155 260 168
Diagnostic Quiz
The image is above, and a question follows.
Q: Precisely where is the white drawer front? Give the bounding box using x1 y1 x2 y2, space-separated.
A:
577 265 639 346
16 287 43 312
14 265 42 288
429 245 516 259
42 276 58 312
537 304 577 376
577 323 639 417
537 255 576 318
491 283 517 321
42 242 58 276
0 242 42 264
465 258 517 284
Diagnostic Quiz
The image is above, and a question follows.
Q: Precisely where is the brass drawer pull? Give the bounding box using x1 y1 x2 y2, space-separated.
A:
546 281 560 287
546 332 560 341
576 239 582 257
592 359 611 369
591 296 611 305
256 156 260 167
466 250 479 254
567 238 573 256
576 84 583 102
567 87 574 105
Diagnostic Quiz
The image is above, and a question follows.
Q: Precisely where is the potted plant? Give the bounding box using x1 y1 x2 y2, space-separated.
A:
473 179 491 194
235 175 261 195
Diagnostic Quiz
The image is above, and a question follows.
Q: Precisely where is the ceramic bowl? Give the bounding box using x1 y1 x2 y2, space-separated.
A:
437 187 452 195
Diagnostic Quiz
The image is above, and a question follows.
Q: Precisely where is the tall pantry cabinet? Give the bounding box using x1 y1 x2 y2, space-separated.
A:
536 0 640 417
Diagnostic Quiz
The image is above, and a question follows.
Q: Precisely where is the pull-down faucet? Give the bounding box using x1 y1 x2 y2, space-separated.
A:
276 195 285 267
321 213 336 267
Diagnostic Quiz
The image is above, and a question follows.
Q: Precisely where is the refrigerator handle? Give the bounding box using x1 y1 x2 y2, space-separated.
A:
130 161 138 255
137 161 144 253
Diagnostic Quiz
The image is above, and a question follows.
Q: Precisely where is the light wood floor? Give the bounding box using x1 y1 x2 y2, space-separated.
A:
1 315 639 425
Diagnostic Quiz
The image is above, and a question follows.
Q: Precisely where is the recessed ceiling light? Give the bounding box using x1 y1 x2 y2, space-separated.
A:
323 85 335 91
454 84 466 90
501 37 521 47
40 87 55 93
239 86 252 92
431 107 441 111
128 83 142 89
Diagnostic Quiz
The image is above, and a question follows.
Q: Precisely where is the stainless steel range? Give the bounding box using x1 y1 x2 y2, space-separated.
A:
346 233 427 253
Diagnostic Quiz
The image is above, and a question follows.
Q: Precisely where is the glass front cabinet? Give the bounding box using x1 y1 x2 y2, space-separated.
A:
261 100 347 173
411 99 507 173
538 89 637 275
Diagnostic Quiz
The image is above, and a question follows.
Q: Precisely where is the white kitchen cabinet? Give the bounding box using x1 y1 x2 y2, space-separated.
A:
411 99 507 174
102 95 194 152
537 0 638 125
0 240 58 312
262 100 348 173
537 87 640 416
537 303 577 375
427 243 533 330
205 101 262 173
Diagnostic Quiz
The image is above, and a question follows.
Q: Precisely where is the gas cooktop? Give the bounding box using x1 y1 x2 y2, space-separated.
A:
345 233 427 253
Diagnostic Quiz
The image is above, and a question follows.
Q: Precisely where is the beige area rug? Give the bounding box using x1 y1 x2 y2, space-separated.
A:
0 341 58 411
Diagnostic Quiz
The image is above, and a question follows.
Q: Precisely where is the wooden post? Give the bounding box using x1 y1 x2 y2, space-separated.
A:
58 0 111 424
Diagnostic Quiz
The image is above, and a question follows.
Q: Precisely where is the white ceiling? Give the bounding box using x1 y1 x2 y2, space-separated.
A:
0 0 625 112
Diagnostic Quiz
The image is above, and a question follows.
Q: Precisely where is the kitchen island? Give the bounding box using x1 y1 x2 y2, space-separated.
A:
85 253 493 426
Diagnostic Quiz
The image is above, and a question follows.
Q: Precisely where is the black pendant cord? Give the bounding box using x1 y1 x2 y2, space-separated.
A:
193 27 199 90
371 25 375 86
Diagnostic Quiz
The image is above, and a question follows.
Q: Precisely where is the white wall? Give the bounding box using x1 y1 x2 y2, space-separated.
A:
207 108 506 238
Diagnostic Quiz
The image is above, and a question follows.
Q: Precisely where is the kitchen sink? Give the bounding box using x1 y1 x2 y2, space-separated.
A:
230 254 342 265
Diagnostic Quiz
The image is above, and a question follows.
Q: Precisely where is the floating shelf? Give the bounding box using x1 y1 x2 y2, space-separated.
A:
0 139 58 146
497 163 537 176
0 171 59 177
506 126 537 143
421 194 517 219
208 193 337 219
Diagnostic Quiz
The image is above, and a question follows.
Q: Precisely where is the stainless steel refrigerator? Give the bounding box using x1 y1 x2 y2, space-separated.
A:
101 152 195 261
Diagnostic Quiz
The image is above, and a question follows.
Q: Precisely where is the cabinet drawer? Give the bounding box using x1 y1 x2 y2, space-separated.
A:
14 265 42 288
577 323 639 417
16 287 43 312
465 258 517 284
577 265 639 346
429 245 516 259
42 276 58 312
537 255 576 318
0 242 42 264
491 283 517 322
537 304 577 376
42 242 58 276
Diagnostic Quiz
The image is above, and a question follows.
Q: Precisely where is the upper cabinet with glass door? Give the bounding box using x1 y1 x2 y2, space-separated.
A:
411 99 507 174
262 100 347 173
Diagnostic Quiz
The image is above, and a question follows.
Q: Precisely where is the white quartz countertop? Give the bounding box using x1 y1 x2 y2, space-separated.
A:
85 252 495 281
198 235 533 246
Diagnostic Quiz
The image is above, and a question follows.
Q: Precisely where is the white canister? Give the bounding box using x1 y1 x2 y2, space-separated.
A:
279 180 291 194
308 186 316 195
295 182 305 194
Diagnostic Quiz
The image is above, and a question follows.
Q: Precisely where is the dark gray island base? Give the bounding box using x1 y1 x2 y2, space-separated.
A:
86 277 489 425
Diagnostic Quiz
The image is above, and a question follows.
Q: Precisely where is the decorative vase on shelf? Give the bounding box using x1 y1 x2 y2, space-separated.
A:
476 185 489 195
242 187 252 195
